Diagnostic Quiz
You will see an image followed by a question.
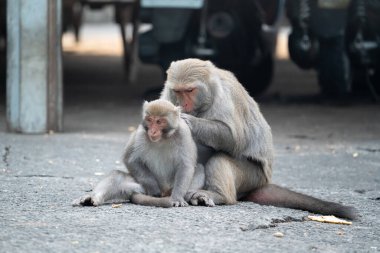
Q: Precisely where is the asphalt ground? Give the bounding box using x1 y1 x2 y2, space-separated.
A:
0 24 379 253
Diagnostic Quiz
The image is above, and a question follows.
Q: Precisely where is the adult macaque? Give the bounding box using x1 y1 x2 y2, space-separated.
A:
161 58 357 219
73 99 204 208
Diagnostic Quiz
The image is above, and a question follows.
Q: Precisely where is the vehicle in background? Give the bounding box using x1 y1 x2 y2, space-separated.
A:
137 0 284 96
286 0 380 100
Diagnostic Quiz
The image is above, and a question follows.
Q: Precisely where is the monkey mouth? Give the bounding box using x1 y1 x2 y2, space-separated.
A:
149 137 161 142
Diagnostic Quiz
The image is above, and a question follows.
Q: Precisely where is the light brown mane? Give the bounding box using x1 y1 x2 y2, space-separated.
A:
145 99 177 116
167 58 211 84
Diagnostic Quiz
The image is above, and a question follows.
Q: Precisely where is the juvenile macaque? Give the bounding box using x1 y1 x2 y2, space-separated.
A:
73 99 204 207
161 58 357 219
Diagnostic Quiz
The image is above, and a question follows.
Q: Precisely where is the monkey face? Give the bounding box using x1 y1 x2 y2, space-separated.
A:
172 85 198 113
144 116 168 142
142 99 180 142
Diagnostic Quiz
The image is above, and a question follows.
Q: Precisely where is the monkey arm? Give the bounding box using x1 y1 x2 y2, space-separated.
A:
123 131 161 197
182 114 235 153
171 160 195 202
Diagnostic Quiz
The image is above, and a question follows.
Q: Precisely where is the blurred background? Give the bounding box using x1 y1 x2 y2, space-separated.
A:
0 0 379 133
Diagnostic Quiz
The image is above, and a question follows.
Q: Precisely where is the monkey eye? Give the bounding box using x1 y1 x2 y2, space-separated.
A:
186 88 194 93
146 117 152 123
157 119 167 125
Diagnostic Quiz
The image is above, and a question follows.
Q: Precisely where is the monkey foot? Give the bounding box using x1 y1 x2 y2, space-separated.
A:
169 196 189 207
171 200 189 207
190 191 215 207
72 194 102 207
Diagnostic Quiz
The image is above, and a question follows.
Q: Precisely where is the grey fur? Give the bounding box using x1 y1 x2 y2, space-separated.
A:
73 99 204 208
161 58 273 205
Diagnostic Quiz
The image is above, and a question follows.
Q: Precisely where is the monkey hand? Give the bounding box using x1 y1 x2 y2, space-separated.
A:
170 196 189 207
189 191 215 207
72 194 103 207
180 113 196 130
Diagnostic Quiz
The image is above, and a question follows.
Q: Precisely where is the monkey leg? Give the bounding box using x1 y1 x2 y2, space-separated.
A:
190 153 237 206
188 154 231 206
185 164 206 202
191 164 206 190
72 170 145 206
190 153 268 206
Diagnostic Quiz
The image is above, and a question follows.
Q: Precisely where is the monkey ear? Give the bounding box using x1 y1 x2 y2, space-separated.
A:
166 60 177 75
169 109 180 129
168 106 180 126
171 107 180 121
142 101 149 116
143 100 149 109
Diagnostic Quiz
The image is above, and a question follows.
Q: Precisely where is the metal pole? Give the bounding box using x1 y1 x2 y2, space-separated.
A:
6 0 63 133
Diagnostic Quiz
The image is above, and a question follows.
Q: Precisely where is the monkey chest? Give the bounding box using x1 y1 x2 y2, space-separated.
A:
144 148 177 189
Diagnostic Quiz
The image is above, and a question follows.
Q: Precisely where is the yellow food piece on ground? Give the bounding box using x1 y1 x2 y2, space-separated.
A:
308 215 352 225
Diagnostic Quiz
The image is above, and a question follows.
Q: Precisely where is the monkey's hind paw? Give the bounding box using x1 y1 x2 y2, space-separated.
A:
72 194 102 207
190 192 215 207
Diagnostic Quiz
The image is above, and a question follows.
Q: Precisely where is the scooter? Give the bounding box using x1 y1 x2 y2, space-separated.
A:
287 0 380 99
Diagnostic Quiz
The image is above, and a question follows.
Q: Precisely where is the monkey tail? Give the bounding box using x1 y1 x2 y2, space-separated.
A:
130 193 173 208
243 184 358 220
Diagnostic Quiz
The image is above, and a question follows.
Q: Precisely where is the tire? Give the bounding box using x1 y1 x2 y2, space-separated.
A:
317 36 351 96
233 54 274 97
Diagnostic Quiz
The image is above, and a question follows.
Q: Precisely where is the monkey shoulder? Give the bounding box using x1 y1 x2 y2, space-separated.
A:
209 70 273 160
177 119 197 150
162 120 197 165
178 119 193 137
122 127 144 163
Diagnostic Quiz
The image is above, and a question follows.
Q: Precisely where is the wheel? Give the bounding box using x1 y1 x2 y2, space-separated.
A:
317 36 351 96
233 54 274 96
